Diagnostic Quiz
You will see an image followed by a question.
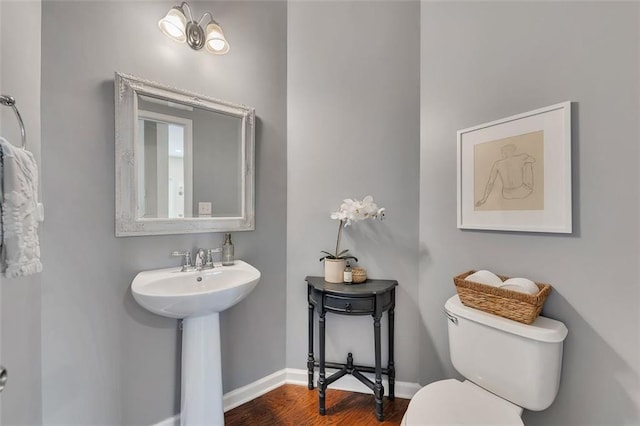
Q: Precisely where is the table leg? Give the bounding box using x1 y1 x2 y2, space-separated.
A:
318 310 326 415
308 302 315 390
373 314 384 421
388 300 395 400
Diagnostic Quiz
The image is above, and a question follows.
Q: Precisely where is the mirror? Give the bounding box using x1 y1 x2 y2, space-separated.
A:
115 72 255 236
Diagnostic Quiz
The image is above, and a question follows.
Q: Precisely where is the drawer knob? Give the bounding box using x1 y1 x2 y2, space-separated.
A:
345 303 352 313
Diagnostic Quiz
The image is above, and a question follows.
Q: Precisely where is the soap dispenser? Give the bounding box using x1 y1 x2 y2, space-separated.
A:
222 233 235 266
343 261 353 283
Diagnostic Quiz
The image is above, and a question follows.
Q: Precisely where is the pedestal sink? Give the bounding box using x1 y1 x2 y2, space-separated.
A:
132 260 260 426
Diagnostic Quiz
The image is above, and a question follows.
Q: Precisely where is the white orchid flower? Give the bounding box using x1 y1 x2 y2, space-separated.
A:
330 210 346 221
322 195 387 261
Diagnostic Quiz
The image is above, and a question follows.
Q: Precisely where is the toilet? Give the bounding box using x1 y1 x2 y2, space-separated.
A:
402 295 568 425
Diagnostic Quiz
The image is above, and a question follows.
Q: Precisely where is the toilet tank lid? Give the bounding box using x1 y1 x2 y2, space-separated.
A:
445 295 568 343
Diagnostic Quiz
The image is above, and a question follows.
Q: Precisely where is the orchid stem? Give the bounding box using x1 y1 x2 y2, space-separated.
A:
335 220 344 257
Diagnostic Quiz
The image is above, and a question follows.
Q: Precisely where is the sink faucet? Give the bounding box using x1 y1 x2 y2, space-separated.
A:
195 248 208 270
196 248 223 270
173 248 223 272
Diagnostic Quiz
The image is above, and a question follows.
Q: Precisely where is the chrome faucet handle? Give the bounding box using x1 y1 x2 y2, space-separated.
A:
206 248 223 268
171 250 193 272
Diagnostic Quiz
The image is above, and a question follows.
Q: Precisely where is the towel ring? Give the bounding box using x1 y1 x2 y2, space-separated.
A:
0 94 27 149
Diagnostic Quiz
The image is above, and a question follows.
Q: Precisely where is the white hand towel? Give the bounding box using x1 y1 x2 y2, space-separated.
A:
0 137 42 277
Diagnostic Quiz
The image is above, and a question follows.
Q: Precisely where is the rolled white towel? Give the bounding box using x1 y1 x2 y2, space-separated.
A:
499 277 539 295
465 270 503 287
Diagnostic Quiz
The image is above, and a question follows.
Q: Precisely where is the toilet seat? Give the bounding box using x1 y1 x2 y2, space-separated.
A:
402 379 524 426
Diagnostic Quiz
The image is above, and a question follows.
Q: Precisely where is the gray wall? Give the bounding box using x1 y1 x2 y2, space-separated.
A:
0 0 43 424
420 2 639 425
287 1 422 384
40 1 286 424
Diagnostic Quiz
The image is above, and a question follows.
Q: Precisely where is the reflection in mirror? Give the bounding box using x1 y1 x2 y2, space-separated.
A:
115 73 255 236
137 105 193 219
136 94 242 219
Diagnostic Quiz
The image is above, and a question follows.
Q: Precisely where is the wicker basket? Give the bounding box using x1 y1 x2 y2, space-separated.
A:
352 267 367 284
453 271 552 324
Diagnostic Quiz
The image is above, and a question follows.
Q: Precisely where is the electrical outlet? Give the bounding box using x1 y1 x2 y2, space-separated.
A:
198 202 212 217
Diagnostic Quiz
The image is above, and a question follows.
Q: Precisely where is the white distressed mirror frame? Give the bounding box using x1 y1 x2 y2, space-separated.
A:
115 72 255 236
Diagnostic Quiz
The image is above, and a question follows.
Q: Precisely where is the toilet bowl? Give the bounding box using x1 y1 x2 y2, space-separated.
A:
402 295 567 425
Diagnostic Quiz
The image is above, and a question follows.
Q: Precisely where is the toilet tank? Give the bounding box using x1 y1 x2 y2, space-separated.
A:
445 295 568 411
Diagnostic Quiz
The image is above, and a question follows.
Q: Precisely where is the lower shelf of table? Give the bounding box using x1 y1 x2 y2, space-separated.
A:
313 361 394 379
309 352 395 422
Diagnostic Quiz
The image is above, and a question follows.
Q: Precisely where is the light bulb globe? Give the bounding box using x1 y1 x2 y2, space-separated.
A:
205 22 230 54
159 8 187 43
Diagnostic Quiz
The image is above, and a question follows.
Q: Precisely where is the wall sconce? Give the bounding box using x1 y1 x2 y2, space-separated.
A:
159 2 230 54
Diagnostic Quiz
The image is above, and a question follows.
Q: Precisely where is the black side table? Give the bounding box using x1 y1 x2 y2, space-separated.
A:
306 276 397 421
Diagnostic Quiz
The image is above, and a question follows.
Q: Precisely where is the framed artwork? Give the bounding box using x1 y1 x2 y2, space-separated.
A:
457 102 572 233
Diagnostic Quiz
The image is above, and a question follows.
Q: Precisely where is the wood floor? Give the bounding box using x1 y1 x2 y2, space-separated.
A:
225 384 409 425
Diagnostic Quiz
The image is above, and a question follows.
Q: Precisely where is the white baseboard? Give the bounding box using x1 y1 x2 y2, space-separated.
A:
153 414 179 426
152 368 421 426
223 369 288 411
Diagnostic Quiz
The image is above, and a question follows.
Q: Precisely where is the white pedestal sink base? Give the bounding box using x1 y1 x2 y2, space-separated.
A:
181 313 224 426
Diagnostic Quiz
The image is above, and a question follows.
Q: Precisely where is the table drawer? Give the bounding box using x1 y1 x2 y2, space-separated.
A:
324 294 374 314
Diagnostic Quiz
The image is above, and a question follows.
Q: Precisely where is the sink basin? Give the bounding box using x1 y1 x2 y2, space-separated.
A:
132 260 260 319
131 260 260 425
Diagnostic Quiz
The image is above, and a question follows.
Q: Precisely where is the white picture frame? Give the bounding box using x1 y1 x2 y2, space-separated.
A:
457 102 572 233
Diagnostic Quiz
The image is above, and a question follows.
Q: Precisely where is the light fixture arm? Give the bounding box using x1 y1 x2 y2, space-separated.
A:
179 1 194 22
197 11 214 27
